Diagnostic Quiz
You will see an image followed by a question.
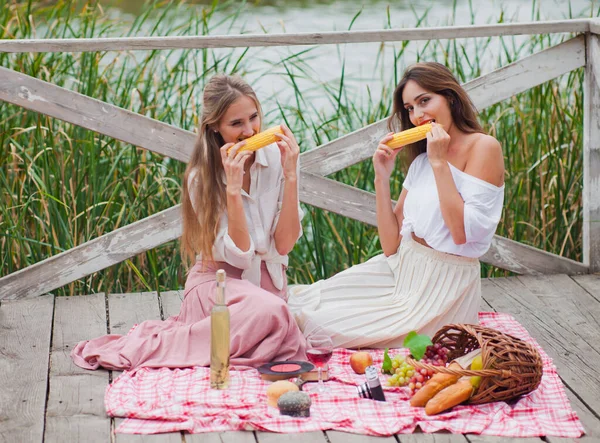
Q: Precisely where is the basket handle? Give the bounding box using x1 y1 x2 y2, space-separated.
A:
405 356 513 379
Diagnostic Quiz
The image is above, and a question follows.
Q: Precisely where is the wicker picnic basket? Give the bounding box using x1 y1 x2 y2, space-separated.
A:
405 324 543 405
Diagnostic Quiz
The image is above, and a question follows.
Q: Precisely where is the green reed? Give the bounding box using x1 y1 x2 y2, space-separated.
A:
0 0 592 296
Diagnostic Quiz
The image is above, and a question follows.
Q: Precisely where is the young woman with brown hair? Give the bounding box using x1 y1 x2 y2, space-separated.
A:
72 74 306 370
288 62 505 349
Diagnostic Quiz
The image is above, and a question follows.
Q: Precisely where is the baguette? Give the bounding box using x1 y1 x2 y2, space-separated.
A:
425 378 474 415
410 362 462 407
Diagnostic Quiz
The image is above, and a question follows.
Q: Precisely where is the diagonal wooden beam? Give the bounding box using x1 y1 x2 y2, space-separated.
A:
483 235 589 276
300 35 586 177
465 34 585 109
2 170 587 300
299 172 589 275
0 66 195 163
0 206 181 300
0 19 589 53
299 171 378 226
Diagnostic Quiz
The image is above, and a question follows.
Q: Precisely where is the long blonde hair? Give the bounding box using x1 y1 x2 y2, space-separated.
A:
181 74 262 266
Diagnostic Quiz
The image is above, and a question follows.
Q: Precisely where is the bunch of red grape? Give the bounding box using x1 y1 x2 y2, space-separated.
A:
407 343 449 396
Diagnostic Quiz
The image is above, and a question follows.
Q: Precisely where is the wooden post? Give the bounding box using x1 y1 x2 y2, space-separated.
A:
584 31 600 272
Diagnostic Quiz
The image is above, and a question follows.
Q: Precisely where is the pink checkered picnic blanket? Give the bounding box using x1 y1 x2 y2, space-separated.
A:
105 312 585 437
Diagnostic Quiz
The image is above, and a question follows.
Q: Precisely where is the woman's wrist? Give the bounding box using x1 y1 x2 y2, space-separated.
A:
429 159 448 171
226 186 243 198
374 175 390 187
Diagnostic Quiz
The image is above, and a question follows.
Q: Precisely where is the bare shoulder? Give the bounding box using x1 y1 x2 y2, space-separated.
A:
470 133 503 157
464 133 505 186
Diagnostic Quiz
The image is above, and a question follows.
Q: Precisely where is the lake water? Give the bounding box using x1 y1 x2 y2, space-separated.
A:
92 0 597 116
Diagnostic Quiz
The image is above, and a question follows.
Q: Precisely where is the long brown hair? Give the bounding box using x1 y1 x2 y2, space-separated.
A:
388 62 483 164
181 74 262 266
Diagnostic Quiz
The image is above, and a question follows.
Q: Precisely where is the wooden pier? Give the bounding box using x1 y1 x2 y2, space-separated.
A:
2 273 599 442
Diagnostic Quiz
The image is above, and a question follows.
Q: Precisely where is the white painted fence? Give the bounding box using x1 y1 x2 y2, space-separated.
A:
0 19 598 300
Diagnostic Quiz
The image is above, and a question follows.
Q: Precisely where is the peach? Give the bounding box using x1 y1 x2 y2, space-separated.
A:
349 351 373 374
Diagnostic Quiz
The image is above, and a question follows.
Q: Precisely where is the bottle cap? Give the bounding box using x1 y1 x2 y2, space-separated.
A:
365 366 380 386
216 269 226 283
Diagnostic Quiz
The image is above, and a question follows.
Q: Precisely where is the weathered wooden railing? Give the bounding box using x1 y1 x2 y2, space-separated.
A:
1 18 599 300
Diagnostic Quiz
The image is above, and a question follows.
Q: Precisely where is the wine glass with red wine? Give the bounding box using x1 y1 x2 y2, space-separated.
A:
306 334 333 393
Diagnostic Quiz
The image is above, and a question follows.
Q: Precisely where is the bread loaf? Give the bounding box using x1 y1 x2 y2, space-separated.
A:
425 378 474 415
410 361 462 407
266 380 299 408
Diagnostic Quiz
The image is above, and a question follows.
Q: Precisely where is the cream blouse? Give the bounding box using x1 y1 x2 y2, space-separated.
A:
188 144 303 290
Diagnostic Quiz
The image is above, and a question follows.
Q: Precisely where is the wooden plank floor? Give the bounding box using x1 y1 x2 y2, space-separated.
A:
1 274 599 442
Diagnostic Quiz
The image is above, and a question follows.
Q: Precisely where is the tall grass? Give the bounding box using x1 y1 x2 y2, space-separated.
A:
0 0 593 296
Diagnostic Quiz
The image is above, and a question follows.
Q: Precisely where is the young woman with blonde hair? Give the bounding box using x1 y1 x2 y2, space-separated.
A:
288 62 505 349
72 74 306 370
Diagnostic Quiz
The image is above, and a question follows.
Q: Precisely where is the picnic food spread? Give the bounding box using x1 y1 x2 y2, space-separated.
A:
258 324 542 418
105 313 583 437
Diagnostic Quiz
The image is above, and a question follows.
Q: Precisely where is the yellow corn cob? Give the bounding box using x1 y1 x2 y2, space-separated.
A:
386 123 433 150
228 125 282 154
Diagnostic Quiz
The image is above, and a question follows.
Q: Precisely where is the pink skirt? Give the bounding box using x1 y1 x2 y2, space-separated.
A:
71 261 307 370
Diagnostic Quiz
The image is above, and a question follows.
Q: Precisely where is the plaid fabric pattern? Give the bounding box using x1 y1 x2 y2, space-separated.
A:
105 312 585 437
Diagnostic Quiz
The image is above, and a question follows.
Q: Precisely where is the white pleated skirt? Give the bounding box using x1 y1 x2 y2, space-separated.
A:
287 237 481 349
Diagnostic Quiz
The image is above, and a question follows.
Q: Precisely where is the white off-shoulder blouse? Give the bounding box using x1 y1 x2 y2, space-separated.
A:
400 152 504 258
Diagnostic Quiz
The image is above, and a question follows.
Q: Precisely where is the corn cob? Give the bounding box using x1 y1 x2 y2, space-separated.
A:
386 123 433 150
228 125 282 154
